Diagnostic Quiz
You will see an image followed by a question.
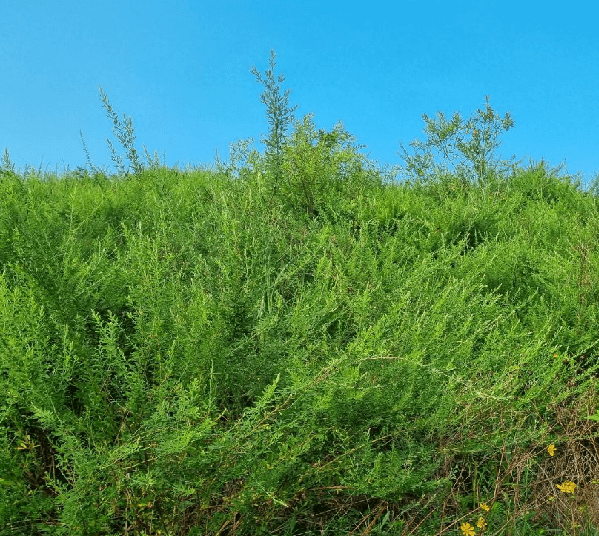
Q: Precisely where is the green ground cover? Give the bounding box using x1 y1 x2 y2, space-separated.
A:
2 52 599 536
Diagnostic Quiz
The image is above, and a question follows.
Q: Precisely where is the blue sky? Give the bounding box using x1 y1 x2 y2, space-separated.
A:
1 0 598 186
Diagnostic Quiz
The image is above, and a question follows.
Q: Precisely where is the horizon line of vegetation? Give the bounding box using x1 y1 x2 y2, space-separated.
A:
0 49 595 194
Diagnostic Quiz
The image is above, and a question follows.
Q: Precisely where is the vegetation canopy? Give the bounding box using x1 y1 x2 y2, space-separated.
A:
1 51 599 535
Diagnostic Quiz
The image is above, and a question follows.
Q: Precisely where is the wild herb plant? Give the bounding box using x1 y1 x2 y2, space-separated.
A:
400 95 516 186
214 137 262 181
97 85 144 175
275 112 378 217
79 86 164 176
78 129 100 176
251 49 298 189
1 148 16 175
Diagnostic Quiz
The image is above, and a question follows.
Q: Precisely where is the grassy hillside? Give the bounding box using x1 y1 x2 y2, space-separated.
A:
2 54 599 536
2 149 599 535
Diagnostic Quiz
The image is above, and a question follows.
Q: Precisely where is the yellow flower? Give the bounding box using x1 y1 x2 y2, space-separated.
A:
547 444 556 456
477 517 486 528
461 522 475 536
480 502 490 512
557 481 576 494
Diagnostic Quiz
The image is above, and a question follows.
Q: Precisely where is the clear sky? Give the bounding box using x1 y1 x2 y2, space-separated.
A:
1 0 598 186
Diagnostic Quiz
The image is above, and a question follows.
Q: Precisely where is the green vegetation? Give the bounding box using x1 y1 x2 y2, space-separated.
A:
2 51 599 535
